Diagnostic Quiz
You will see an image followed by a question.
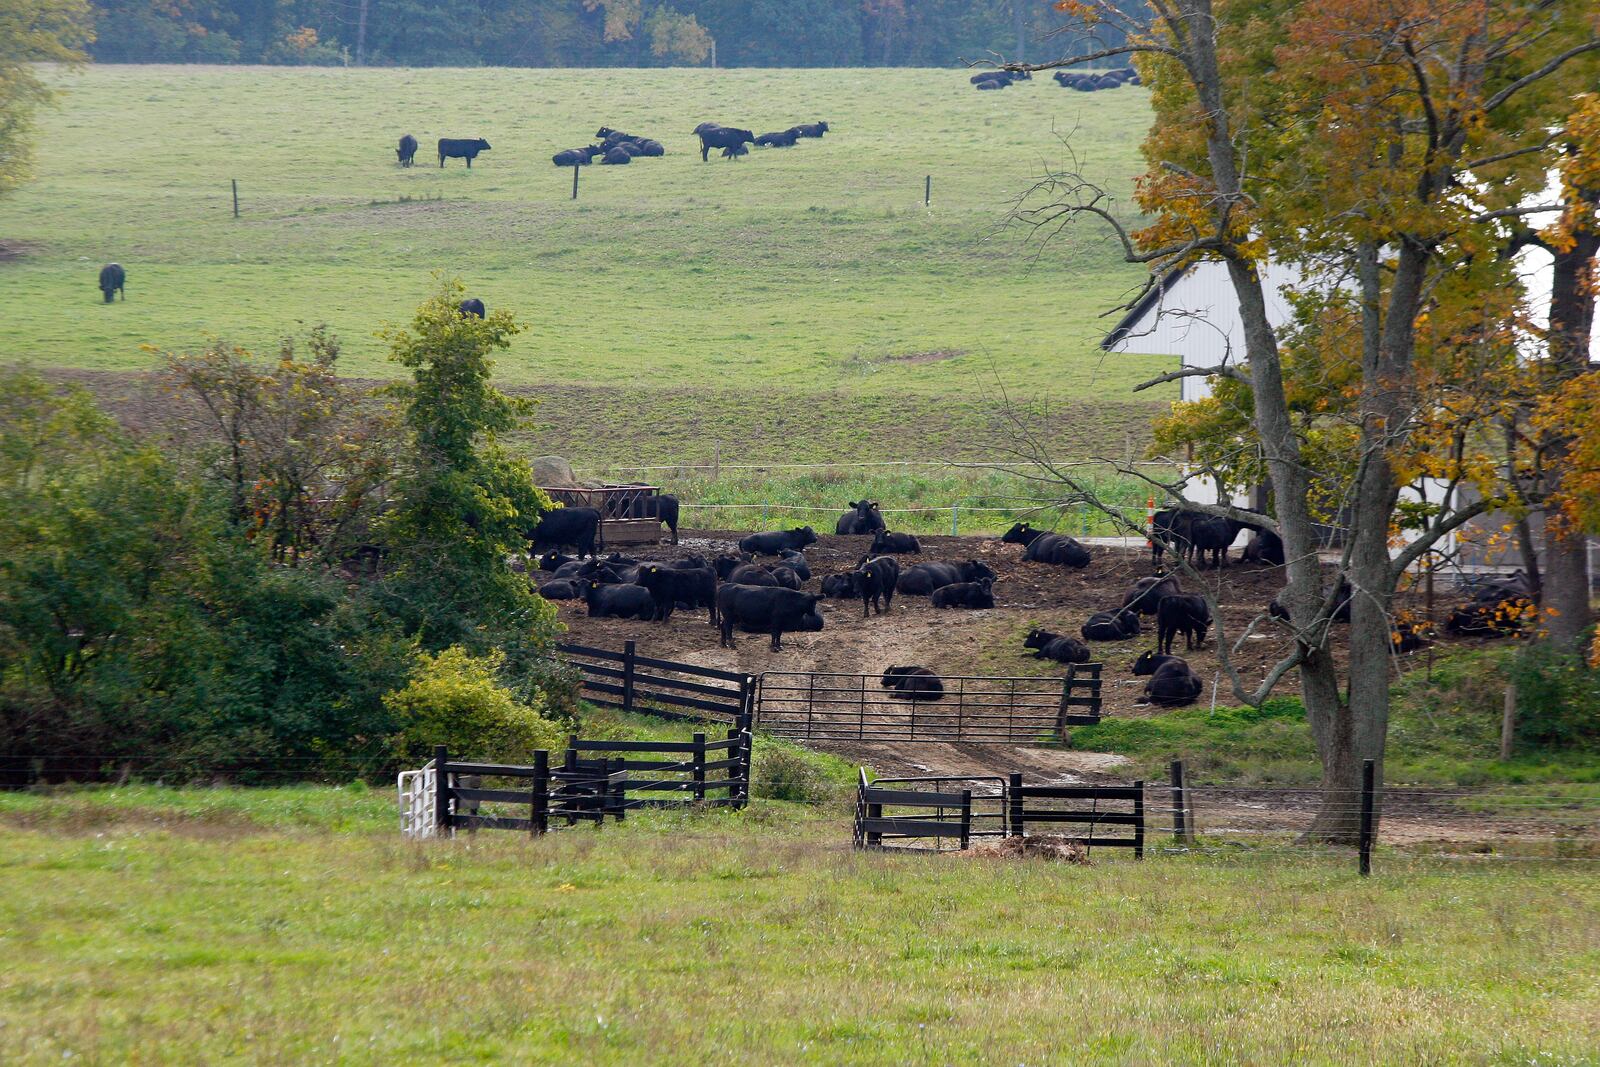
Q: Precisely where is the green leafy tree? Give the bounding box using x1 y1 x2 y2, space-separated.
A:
386 646 562 765
376 281 559 656
0 0 92 203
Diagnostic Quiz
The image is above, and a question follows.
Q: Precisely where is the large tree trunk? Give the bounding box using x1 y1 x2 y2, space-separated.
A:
1542 232 1599 648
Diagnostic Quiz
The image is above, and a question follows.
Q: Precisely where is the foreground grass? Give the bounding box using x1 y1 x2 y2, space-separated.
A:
1 787 1597 1064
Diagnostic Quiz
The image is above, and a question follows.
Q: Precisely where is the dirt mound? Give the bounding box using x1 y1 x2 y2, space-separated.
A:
970 835 1092 863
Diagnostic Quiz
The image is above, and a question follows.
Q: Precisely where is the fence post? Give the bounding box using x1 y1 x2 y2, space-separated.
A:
1133 780 1146 860
866 784 883 848
691 732 708 802
563 748 579 826
924 174 931 206
622 640 636 712
1008 773 1023 837
609 757 626 821
1358 758 1376 877
433 744 450 838
571 164 580 199
960 789 972 851
531 750 549 835
1056 669 1075 742
725 726 742 803
231 178 239 218
1170 759 1191 846
951 506 959 536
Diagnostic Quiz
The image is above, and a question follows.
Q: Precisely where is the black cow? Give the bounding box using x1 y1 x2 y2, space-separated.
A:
438 137 491 167
774 549 811 582
698 125 755 162
528 507 601 558
1391 620 1430 653
1122 574 1181 615
726 563 780 588
1153 510 1237 568
458 298 485 318
869 530 920 554
820 572 858 598
635 139 665 157
739 526 817 556
882 666 944 701
717 587 824 650
975 78 1009 90
1156 594 1211 653
790 121 830 137
621 494 680 544
1132 652 1204 707
552 147 600 166
1241 529 1285 566
537 578 582 600
835 500 886 536
721 144 749 160
538 550 576 572
637 563 717 624
1023 629 1090 664
1024 533 1091 568
899 559 995 596
396 134 418 167
755 131 799 148
1081 609 1141 641
1001 523 1044 548
98 263 125 303
856 556 899 617
582 579 654 620
601 146 633 165
931 578 994 609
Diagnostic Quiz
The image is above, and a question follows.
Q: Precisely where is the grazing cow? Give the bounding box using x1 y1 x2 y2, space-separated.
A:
899 559 995 596
717 586 824 650
637 563 718 625
98 263 125 303
820 572 858 599
1023 629 1090 664
1132 651 1204 707
1156 594 1212 653
621 494 680 544
835 500 886 535
931 578 995 609
1122 574 1181 614
856 556 900 617
528 507 601 558
774 549 811 582
396 134 418 167
1241 529 1286 566
1024 533 1091 568
882 666 944 701
458 298 486 318
438 137 491 167
869 529 920 554
538 550 576 572
537 578 582 600
582 579 655 620
790 121 830 137
1081 608 1141 641
755 130 799 148
697 125 755 161
739 526 817 556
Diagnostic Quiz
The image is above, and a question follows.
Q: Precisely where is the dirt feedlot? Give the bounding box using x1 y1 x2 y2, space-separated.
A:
548 528 1381 722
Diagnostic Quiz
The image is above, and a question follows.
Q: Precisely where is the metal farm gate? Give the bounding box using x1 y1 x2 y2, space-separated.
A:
754 664 1102 744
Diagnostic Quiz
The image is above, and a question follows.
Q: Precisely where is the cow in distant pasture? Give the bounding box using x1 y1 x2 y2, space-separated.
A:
438 137 491 167
98 263 125 303
458 298 485 318
396 134 418 166
697 125 755 161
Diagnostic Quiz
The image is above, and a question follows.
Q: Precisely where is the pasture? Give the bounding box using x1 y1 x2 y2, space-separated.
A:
2 785 1597 1064
0 65 1170 466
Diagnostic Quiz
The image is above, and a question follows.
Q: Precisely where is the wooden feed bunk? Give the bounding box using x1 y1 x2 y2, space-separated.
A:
539 484 665 546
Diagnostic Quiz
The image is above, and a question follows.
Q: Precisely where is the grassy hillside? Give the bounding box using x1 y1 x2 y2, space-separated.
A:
0 66 1171 466
2 786 1597 1064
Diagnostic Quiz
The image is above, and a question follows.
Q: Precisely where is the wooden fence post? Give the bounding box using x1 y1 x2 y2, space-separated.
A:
725 726 742 803
1358 758 1376 877
433 745 450 838
571 164 580 199
692 732 707 803
563 748 579 826
622 640 636 712
960 789 972 851
866 787 883 848
1008 772 1023 837
231 178 239 218
1133 780 1146 860
1170 759 1191 846
609 757 626 821
531 750 549 835
924 174 931 206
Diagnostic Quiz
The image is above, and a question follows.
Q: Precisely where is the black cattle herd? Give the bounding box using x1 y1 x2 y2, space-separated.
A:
526 498 1540 710
971 66 1140 92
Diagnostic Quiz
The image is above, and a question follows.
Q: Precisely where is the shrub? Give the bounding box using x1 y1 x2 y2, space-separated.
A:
752 740 838 805
386 647 563 765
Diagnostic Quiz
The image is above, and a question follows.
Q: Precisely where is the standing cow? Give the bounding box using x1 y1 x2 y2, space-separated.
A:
396 134 418 167
438 137 492 168
97 263 125 303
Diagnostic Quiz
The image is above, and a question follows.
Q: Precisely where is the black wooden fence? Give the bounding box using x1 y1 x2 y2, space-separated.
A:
758 663 1102 744
559 641 756 724
1008 773 1145 858
566 722 751 810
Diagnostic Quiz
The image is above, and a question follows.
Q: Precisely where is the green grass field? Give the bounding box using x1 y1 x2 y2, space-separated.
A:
2 784 1597 1064
0 65 1172 466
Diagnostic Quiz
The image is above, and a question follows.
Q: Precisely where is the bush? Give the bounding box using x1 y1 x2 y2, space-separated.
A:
1507 640 1600 749
386 647 563 765
752 739 839 805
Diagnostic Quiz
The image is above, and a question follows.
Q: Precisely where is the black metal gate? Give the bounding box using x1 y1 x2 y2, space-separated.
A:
755 664 1102 744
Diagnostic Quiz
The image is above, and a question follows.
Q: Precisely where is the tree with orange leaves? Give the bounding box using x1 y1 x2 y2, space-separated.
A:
1012 0 1599 841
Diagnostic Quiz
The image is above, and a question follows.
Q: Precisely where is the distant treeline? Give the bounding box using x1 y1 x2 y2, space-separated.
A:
88 0 1135 68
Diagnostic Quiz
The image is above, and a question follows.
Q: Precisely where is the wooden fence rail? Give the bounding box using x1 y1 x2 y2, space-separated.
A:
558 641 756 724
